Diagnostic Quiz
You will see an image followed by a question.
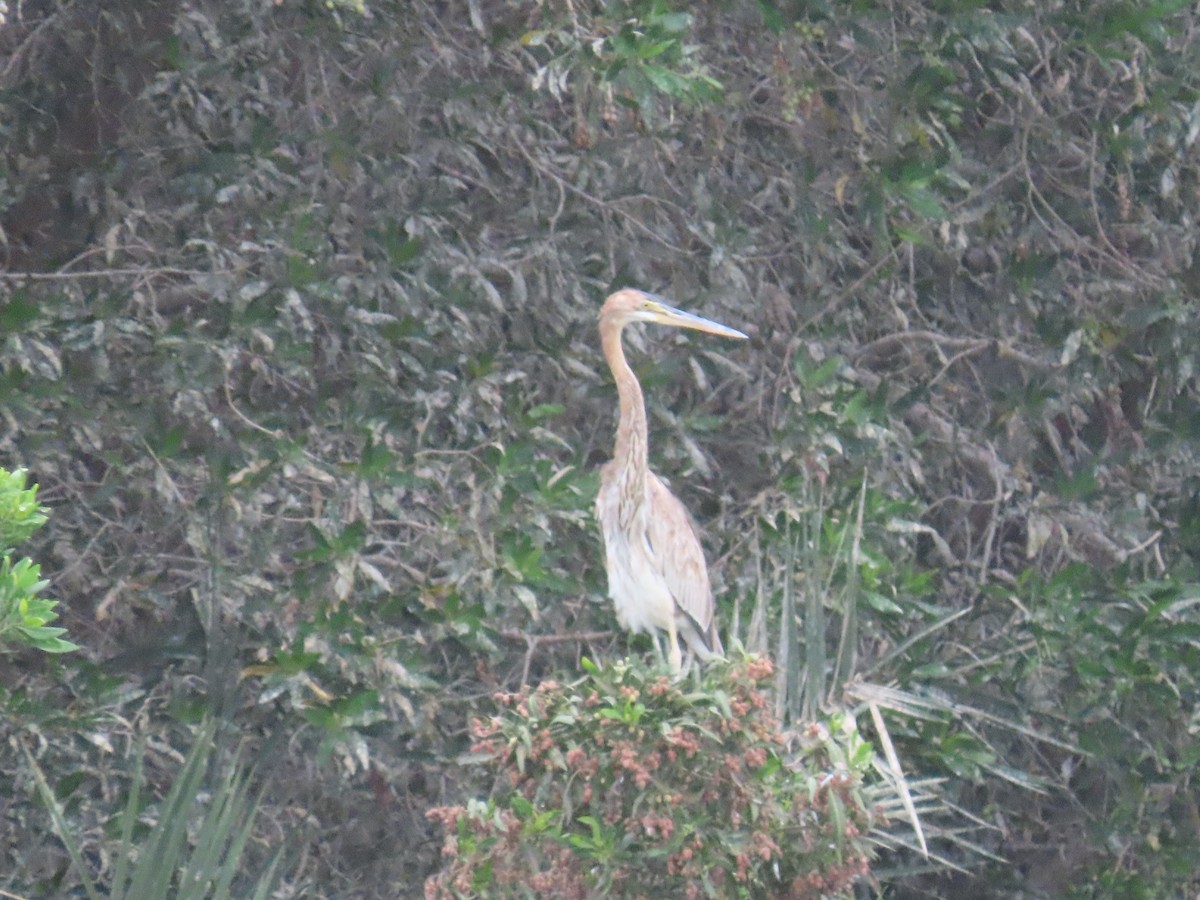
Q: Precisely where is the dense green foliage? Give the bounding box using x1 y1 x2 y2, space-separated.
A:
2 0 1200 896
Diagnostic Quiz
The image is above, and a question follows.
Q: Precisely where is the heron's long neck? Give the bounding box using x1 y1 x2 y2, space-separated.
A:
601 319 648 498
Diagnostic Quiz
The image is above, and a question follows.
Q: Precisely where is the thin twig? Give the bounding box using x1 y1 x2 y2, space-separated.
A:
499 629 614 685
0 266 231 280
800 248 899 335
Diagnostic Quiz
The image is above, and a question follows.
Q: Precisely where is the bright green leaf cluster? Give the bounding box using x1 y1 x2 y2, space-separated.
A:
0 467 77 654
0 466 48 550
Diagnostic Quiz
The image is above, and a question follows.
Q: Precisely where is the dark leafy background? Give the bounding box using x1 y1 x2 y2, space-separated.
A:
2 0 1199 896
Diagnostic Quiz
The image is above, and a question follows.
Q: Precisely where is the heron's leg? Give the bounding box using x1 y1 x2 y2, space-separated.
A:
649 630 666 666
679 647 696 680
666 619 682 675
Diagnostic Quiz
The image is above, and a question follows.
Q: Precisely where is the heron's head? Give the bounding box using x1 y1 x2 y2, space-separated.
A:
600 289 748 340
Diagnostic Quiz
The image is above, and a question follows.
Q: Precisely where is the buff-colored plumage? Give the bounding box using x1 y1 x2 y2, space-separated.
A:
595 289 746 673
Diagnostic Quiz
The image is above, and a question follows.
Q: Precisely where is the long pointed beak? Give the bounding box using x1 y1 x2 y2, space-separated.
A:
645 296 748 340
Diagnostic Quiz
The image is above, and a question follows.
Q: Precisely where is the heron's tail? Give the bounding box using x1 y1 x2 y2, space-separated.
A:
677 608 723 663
707 622 724 658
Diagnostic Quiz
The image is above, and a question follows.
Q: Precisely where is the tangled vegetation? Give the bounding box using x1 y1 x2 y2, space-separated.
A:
2 0 1199 896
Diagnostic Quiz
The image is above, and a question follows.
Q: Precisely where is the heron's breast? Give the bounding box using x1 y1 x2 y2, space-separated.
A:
596 480 675 634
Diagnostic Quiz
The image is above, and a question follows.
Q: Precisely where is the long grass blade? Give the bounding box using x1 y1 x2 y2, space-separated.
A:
208 758 262 898
745 521 769 656
779 517 799 722
109 737 146 900
124 720 216 899
802 486 826 721
19 740 104 900
247 848 285 900
849 681 1085 756
869 701 928 858
832 478 866 694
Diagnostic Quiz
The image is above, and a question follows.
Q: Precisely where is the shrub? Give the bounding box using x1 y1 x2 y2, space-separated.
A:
426 655 874 898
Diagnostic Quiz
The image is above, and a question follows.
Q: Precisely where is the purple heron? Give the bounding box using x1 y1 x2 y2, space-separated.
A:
595 289 747 674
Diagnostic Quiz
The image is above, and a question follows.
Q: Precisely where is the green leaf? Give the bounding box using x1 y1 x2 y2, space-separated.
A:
654 12 693 32
471 857 495 890
638 39 677 60
510 794 534 819
757 0 786 34
893 225 928 245
526 403 565 423
643 65 688 96
864 591 903 615
0 293 42 332
899 183 946 220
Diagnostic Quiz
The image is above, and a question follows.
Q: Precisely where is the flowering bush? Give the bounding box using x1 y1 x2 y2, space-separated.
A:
426 655 874 898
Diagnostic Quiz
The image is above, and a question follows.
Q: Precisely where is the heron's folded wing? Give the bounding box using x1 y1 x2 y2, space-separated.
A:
645 474 716 649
